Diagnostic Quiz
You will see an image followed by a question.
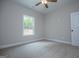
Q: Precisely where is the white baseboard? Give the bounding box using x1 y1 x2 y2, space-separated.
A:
0 38 72 49
0 39 42 49
48 39 72 45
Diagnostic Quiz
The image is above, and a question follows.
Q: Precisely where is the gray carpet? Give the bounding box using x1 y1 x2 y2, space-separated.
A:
0 40 79 58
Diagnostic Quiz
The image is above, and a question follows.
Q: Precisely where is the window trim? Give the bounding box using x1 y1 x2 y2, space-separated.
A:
23 15 35 36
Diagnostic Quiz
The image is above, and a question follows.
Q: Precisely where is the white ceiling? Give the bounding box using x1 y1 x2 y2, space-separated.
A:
12 0 79 14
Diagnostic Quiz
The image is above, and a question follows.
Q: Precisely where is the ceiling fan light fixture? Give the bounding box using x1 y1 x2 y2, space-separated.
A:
41 0 48 4
35 0 57 8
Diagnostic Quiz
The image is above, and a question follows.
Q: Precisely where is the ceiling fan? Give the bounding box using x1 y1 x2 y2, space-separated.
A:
35 0 57 8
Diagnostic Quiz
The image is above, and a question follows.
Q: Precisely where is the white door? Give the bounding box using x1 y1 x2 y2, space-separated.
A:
71 12 79 46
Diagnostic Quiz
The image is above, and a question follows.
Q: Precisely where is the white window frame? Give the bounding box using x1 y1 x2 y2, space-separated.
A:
23 15 35 36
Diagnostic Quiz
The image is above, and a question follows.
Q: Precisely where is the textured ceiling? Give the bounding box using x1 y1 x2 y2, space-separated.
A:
12 0 79 14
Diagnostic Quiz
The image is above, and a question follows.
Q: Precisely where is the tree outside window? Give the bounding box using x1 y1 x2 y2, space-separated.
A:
23 15 34 36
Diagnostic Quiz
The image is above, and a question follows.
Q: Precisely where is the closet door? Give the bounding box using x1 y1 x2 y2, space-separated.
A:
71 12 79 46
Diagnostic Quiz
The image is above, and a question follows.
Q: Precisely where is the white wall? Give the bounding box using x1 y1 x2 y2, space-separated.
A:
44 2 79 43
0 0 44 46
0 1 3 45
1 0 79 47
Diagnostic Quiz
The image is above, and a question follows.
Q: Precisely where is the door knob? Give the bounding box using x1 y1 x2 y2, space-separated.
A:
71 29 74 32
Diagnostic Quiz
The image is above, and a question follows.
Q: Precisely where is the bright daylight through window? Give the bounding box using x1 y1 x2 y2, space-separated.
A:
23 15 34 36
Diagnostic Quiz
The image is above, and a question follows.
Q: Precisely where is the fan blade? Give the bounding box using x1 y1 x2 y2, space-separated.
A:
44 4 48 8
35 2 42 6
47 0 57 2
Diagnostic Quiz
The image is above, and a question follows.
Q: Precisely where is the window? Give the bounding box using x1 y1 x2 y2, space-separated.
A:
23 15 34 36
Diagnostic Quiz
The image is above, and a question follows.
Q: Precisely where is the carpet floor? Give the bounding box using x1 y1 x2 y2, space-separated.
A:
0 40 79 58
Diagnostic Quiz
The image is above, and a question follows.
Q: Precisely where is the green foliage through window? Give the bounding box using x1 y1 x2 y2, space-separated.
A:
23 15 34 36
24 16 33 29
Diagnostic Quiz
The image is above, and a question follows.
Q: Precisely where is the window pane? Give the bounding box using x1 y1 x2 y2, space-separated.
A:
23 15 34 36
